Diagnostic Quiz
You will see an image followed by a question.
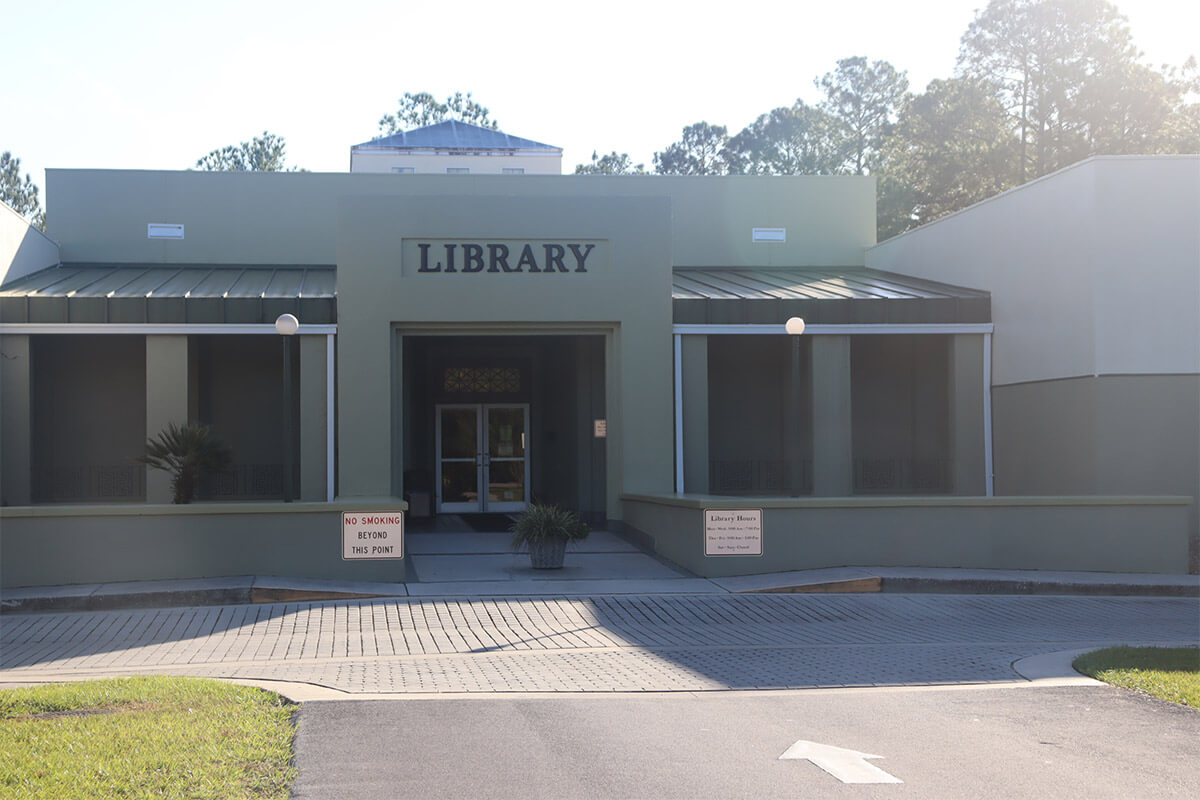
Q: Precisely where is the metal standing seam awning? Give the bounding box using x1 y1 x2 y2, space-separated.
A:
0 264 337 325
672 267 990 325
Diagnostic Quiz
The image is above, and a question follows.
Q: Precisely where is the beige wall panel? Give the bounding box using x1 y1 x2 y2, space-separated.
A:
867 159 1100 385
1092 158 1200 375
45 170 875 270
1 204 59 286
867 156 1200 385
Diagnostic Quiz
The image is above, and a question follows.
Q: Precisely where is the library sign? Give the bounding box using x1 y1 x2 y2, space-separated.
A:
342 512 404 560
704 509 763 557
402 239 606 276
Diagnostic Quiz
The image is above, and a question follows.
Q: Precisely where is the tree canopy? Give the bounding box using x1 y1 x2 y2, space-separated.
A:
378 91 498 134
817 57 910 174
1 151 45 229
194 132 302 172
653 122 731 175
601 0 1198 238
574 151 647 174
956 0 1197 182
725 102 844 175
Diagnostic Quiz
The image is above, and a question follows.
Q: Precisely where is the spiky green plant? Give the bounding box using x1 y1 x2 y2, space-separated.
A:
136 422 232 504
510 504 590 547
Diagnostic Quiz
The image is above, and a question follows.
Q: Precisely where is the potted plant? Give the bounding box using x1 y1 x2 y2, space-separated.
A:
136 422 233 504
510 504 590 569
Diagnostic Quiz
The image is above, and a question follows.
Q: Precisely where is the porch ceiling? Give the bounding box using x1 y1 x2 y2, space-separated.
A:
672 267 990 325
0 264 337 325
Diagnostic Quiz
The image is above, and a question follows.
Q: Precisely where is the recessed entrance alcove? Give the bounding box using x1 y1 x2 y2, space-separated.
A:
400 334 607 526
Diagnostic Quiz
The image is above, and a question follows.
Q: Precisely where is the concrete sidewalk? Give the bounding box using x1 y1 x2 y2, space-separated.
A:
2 565 1196 614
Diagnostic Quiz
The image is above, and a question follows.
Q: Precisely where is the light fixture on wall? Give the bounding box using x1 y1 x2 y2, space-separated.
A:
785 317 806 497
275 314 300 502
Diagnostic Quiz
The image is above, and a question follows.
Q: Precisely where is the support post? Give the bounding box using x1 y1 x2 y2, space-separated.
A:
300 334 329 501
681 334 709 494
0 335 33 505
811 335 853 496
145 335 190 503
949 333 987 495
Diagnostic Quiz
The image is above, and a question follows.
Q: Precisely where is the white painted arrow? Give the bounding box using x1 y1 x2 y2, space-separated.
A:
779 740 902 784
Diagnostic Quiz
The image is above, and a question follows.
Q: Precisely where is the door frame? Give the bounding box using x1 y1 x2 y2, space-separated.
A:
435 402 530 514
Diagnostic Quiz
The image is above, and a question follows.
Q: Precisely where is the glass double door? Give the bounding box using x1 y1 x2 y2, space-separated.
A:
436 404 529 513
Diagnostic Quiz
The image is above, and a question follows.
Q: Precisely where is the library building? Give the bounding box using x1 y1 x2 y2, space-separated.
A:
1 138 1196 586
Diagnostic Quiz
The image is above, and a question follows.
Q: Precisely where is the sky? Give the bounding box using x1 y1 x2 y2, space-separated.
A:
5 0 1198 191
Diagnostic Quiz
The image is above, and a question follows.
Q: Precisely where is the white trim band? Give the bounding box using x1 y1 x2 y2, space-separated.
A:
673 334 684 494
0 323 338 335
673 323 994 335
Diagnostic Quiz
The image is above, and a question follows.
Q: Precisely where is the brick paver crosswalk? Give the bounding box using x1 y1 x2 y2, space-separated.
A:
2 595 1196 693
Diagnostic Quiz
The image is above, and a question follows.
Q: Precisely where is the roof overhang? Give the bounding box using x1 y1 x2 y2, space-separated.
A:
672 267 990 326
0 264 337 325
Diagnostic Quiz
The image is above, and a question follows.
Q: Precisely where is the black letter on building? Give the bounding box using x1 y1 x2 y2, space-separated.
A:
489 244 515 272
517 244 541 272
463 244 485 273
568 243 595 273
443 244 458 273
543 244 567 273
418 243 441 272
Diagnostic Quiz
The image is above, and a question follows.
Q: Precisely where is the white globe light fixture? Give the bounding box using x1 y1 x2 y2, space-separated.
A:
275 313 300 336
785 316 806 336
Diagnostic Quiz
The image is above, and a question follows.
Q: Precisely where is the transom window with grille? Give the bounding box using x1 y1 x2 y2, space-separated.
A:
443 366 521 393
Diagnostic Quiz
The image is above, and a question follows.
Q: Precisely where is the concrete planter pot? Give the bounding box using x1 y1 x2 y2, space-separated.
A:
527 537 568 569
511 504 590 570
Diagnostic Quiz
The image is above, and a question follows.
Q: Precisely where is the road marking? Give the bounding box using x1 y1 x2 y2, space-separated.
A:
779 740 902 784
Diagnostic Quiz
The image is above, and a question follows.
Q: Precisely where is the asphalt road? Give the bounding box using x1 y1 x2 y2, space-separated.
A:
292 685 1199 799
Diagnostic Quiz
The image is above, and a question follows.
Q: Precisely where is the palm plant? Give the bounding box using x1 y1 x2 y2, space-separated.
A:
136 422 232 504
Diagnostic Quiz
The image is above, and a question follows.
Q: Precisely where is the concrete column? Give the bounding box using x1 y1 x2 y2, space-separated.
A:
681 335 709 494
949 334 987 495
811 335 853 496
299 334 329 501
145 335 190 503
0 335 33 505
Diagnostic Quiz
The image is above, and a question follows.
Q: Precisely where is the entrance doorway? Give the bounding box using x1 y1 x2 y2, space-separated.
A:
436 404 529 513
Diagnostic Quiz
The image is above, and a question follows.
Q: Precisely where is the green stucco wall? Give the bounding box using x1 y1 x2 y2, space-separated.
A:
993 374 1200 570
335 195 674 519
623 494 1192 576
0 501 409 587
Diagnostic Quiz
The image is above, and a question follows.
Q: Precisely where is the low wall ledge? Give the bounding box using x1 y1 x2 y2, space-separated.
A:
622 493 1192 510
0 498 408 520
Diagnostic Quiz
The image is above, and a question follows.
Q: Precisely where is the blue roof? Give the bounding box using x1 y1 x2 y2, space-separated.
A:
354 120 560 152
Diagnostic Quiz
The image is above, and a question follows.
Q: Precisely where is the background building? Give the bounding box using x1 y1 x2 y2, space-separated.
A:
349 120 563 175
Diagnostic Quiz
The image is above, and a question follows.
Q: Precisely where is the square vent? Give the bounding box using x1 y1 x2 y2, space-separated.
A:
148 223 184 239
752 227 786 243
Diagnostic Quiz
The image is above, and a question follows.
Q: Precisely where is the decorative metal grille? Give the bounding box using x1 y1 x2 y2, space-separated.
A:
37 465 145 502
443 366 520 393
197 464 284 500
853 458 951 494
710 460 811 496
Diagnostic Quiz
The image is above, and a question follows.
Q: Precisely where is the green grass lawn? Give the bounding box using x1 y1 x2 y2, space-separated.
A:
1073 646 1200 708
0 676 296 799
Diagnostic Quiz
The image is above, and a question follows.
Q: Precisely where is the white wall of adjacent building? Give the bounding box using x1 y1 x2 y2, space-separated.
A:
349 149 563 175
866 155 1200 386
